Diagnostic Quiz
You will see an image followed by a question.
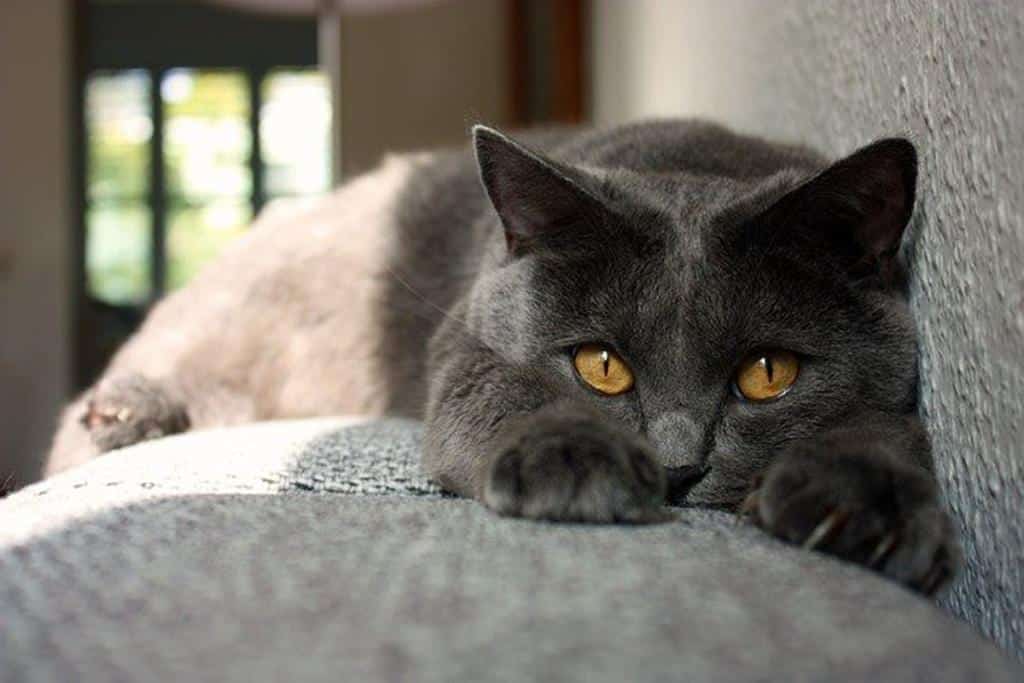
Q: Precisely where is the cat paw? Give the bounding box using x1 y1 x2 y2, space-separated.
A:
80 374 190 452
740 440 960 595
484 413 671 524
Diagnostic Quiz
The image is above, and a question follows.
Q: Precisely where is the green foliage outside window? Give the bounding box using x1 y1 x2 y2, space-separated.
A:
85 68 330 306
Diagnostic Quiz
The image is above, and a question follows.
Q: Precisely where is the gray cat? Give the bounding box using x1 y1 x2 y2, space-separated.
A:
48 120 958 594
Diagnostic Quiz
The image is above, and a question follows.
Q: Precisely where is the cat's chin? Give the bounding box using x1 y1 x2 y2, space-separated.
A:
665 475 742 510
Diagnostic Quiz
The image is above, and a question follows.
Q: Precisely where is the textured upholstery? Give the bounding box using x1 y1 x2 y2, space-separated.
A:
1 419 1019 682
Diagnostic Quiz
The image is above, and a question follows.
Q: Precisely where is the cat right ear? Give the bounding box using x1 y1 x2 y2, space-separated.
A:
474 125 605 256
763 138 918 283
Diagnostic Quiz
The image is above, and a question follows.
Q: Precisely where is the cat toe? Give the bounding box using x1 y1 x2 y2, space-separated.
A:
874 505 960 594
746 445 960 594
484 422 668 524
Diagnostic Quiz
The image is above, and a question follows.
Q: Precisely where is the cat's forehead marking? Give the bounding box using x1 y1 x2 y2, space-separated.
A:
606 168 784 233
595 168 718 257
601 168 821 351
589 165 818 308
671 169 812 260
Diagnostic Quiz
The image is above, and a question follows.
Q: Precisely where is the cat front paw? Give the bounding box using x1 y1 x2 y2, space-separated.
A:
484 413 671 524
742 439 960 595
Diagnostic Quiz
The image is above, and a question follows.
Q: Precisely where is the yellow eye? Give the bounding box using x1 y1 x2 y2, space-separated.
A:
734 350 800 401
573 344 634 395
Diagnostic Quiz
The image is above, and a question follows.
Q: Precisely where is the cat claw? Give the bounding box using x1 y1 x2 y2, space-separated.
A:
919 557 952 596
801 508 848 550
868 532 899 569
734 488 760 526
81 402 133 429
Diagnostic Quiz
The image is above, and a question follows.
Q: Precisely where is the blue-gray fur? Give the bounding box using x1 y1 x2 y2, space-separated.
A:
51 119 958 593
395 121 956 592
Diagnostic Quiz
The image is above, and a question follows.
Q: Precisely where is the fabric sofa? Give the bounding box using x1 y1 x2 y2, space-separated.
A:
1 418 1020 681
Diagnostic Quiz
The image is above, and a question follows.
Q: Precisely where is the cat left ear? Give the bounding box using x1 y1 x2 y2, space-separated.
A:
474 125 605 256
769 138 917 281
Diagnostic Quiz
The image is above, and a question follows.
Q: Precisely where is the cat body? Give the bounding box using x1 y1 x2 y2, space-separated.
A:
48 120 958 593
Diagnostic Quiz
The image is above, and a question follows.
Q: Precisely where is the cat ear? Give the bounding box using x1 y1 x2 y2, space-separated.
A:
768 138 917 281
474 125 605 255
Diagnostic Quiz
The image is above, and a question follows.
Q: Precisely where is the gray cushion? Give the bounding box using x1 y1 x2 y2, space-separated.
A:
1 419 1019 682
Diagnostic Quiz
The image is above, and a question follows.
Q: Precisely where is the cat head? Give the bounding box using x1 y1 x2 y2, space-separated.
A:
470 125 920 506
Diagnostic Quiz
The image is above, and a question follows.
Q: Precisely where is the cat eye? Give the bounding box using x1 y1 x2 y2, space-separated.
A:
573 343 634 395
733 350 800 402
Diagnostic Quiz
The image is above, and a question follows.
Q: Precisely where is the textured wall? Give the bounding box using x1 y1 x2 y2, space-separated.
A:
592 0 1024 659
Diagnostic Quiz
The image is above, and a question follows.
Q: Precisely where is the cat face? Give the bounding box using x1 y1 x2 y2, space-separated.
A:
469 128 920 507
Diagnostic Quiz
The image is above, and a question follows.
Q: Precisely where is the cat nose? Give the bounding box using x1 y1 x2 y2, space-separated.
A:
647 412 704 468
664 464 711 503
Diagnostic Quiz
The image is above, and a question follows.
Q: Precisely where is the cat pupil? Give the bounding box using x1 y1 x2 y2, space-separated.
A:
601 350 610 376
764 356 774 382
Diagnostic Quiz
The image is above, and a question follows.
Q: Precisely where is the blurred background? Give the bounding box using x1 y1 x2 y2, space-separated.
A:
1 0 1022 658
2 0 592 490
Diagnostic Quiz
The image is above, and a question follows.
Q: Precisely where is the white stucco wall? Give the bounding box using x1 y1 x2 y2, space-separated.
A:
591 0 1024 659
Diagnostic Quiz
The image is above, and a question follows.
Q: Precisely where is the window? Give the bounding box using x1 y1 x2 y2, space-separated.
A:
261 69 332 200
84 67 329 302
163 69 252 290
75 2 328 386
85 70 152 304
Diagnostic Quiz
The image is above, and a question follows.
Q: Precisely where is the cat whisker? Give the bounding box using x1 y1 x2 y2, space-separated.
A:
379 266 546 369
921 560 951 596
379 264 519 357
381 265 475 333
868 532 898 569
